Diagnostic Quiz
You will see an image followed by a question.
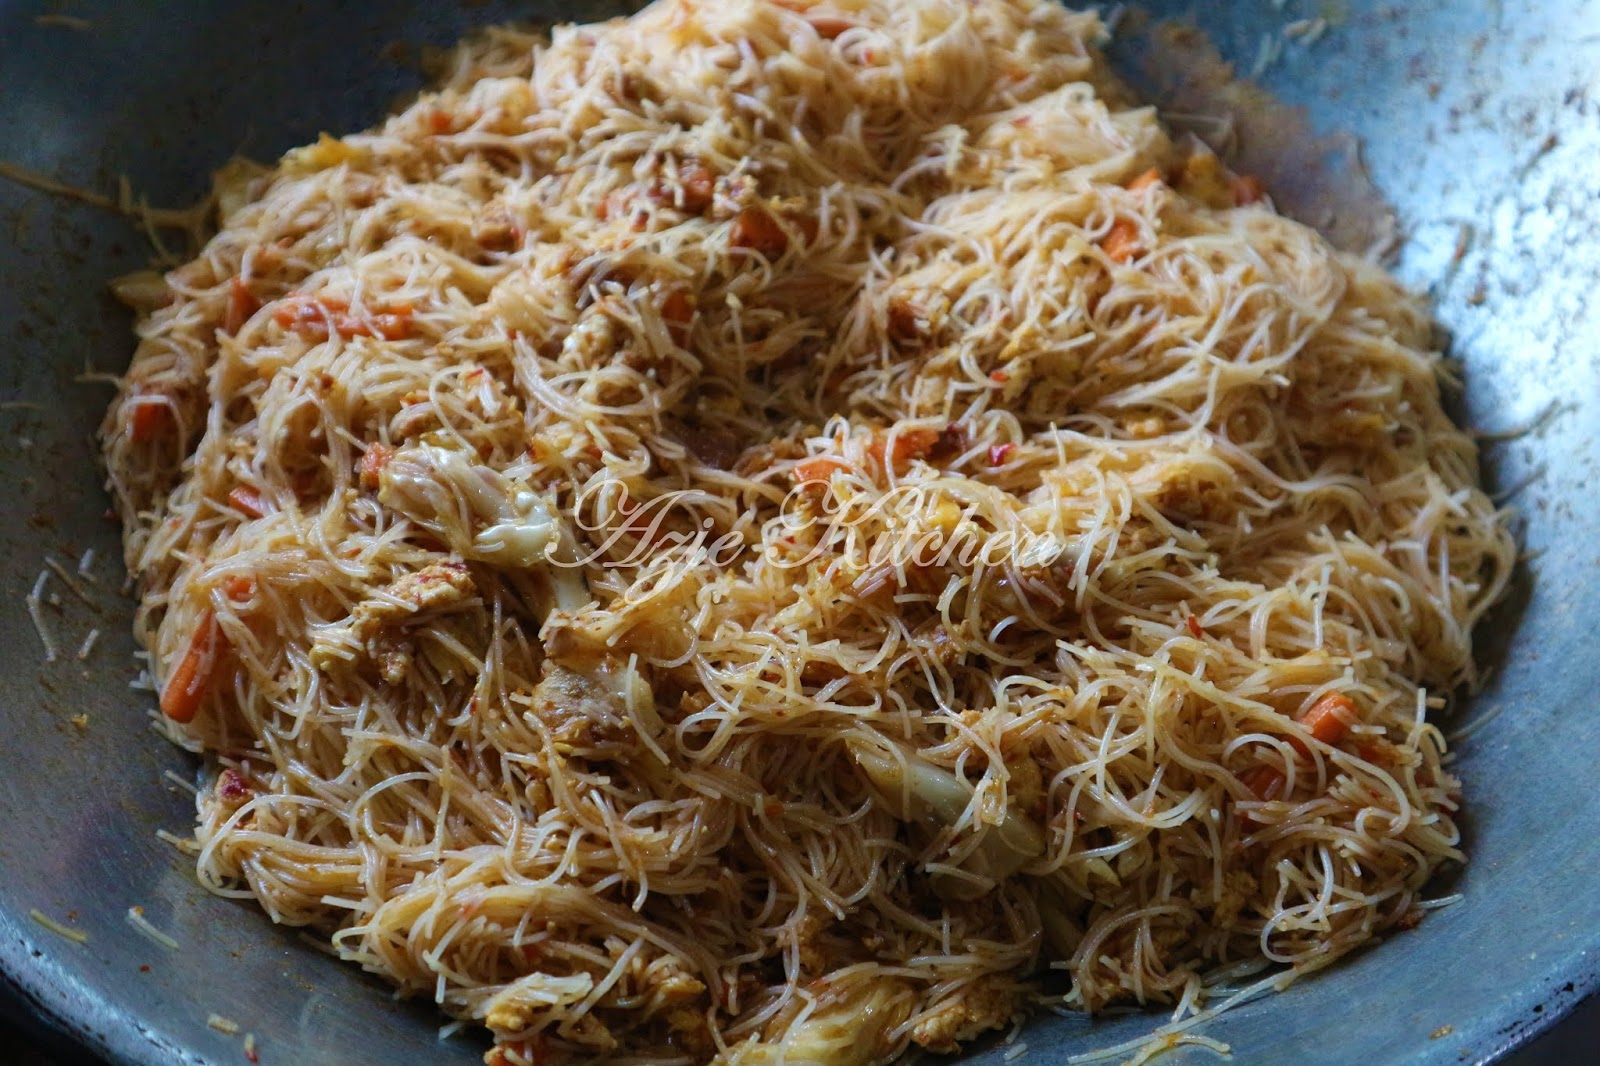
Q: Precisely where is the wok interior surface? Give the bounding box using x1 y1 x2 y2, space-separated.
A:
1 2 1595 1062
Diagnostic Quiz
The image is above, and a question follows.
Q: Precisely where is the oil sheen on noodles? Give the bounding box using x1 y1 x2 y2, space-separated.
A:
102 1 1514 1062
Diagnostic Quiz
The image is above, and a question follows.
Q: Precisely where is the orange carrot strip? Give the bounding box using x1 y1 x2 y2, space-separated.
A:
1101 218 1143 264
350 305 415 341
868 427 943 473
674 161 716 214
1301 692 1357 746
1241 764 1286 802
662 290 695 346
273 294 415 341
1127 167 1163 192
159 611 221 724
227 486 264 519
794 456 850 483
128 400 170 443
773 0 854 39
273 294 343 337
730 207 789 260
222 575 255 601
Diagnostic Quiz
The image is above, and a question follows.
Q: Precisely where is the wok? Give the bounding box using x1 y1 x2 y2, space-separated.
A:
1 2 1595 1063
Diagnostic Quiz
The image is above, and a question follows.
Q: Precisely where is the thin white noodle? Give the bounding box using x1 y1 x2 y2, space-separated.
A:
126 906 180 951
44 556 98 608
162 769 198 796
26 569 56 663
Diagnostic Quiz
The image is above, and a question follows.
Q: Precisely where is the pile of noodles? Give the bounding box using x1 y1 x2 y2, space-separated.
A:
102 1 1514 1062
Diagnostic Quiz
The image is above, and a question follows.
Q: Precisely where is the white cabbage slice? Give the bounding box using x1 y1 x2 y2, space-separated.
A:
377 440 588 608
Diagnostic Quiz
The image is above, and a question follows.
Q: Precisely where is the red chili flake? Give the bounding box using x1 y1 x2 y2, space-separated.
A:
1186 614 1204 638
989 369 1010 384
139 964 151 973
988 443 1015 466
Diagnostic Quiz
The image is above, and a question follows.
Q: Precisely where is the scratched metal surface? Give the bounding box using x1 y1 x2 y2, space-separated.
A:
0 2 1594 1064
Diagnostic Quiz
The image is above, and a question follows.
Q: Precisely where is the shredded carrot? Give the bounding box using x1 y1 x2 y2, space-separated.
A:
1356 741 1389 766
1127 167 1163 193
989 369 1010 384
662 290 695 346
775 0 853 38
675 161 716 214
227 486 265 519
273 294 415 341
868 428 942 472
1241 765 1286 802
794 456 850 484
128 400 170 443
730 207 789 260
223 575 255 601
1300 692 1357 747
808 15 853 38
159 611 221 724
1186 614 1204 638
1101 218 1143 264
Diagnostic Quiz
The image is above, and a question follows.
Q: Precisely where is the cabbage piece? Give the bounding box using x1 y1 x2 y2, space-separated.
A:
726 980 914 1066
849 738 1047 900
377 441 589 608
